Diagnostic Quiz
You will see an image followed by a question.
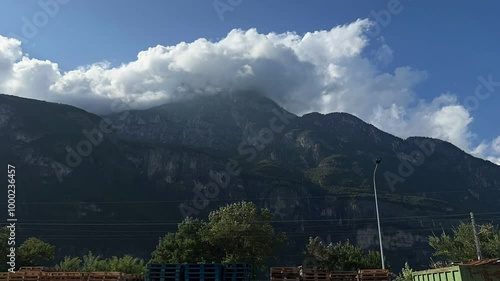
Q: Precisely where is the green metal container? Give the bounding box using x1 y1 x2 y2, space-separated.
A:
412 265 500 281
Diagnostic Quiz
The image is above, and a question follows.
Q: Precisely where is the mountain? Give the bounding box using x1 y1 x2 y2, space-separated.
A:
1 92 499 269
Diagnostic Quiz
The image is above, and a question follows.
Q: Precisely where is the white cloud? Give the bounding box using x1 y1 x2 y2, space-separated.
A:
492 136 500 154
0 36 22 85
0 19 498 165
471 137 500 165
372 94 474 147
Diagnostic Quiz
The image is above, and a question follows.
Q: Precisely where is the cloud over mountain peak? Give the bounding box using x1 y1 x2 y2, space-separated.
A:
0 19 498 164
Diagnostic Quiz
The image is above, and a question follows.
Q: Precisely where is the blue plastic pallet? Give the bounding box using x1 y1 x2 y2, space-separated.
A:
223 263 252 281
148 264 183 269
184 264 223 281
146 264 184 281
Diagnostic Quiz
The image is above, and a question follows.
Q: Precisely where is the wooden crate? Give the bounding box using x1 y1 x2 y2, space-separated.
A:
18 268 52 272
0 272 43 281
298 266 328 281
329 271 357 281
270 267 299 281
87 272 126 281
44 272 89 281
0 271 143 281
123 275 143 281
357 269 389 281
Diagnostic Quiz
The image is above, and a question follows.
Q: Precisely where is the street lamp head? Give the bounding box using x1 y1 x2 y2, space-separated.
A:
375 158 382 165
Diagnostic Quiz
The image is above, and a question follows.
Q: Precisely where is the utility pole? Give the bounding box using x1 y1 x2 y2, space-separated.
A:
373 158 385 269
470 212 482 261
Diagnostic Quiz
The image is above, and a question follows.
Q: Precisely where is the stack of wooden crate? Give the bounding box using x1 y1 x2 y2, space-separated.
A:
19 267 54 272
88 272 142 281
45 272 88 281
298 266 328 281
0 271 44 281
0 269 143 281
356 269 390 281
329 271 357 281
269 267 300 281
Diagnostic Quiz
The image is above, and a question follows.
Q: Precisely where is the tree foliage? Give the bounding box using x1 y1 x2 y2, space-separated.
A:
151 217 209 263
106 255 146 274
55 256 83 271
429 222 500 262
304 237 383 271
204 201 286 268
152 201 285 270
17 237 55 267
55 252 145 274
394 262 413 281
0 227 11 271
0 227 56 269
80 252 110 272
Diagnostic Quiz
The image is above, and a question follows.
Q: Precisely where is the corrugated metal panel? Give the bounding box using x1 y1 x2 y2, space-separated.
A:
412 266 462 281
413 264 500 281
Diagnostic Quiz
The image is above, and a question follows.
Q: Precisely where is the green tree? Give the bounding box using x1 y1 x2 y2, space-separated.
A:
55 253 146 274
151 217 208 263
55 256 83 271
81 251 110 271
394 262 413 281
0 227 11 271
107 255 146 274
152 201 285 270
429 222 500 262
203 201 286 269
17 237 55 266
304 237 382 271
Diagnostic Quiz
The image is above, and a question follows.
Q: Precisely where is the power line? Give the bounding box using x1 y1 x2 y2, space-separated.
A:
2 187 498 205
9 212 500 226
14 226 461 239
20 216 500 235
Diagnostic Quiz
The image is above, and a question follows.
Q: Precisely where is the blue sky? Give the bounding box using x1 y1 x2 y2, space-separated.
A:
0 0 499 163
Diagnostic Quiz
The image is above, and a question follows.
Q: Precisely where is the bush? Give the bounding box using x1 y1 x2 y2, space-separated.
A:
394 262 413 281
55 256 82 271
55 252 146 274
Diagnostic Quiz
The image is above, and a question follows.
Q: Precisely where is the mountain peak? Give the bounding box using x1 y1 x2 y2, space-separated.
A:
1 92 500 269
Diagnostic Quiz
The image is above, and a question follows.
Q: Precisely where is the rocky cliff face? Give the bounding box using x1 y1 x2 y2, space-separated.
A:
0 92 499 268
